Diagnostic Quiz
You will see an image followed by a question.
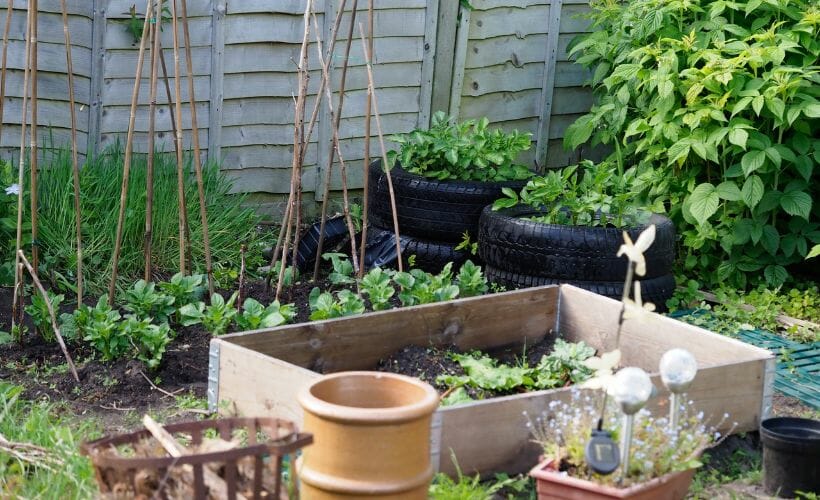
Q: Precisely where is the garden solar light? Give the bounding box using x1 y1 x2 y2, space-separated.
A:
611 367 653 482
659 348 698 431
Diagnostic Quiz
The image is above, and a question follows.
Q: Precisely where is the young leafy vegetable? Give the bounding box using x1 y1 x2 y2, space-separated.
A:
25 291 64 343
158 273 205 311
360 267 396 311
75 297 127 361
179 292 239 336
324 252 355 285
235 298 297 330
456 260 488 298
308 288 366 321
121 316 172 371
122 280 176 324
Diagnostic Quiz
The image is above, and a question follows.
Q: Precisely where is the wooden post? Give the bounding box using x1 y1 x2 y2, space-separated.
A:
29 0 39 270
447 5 470 120
169 0 190 275
418 0 439 129
11 0 32 330
88 0 105 156
430 0 459 117
108 0 154 304
357 0 375 279
60 0 84 305
0 0 13 145
208 0 226 164
535 0 564 171
144 2 163 282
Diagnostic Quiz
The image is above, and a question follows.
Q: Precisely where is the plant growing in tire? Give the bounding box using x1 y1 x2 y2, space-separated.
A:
479 160 676 306
368 112 533 271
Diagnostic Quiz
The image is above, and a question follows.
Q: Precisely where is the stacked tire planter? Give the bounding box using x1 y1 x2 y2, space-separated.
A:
478 205 677 307
367 160 526 272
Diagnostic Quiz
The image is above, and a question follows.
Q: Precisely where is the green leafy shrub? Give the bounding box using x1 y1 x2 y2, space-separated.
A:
493 160 656 228
75 297 127 361
235 298 296 330
179 292 239 336
122 280 175 324
565 0 820 287
387 111 533 182
455 260 488 297
158 273 206 311
394 263 460 307
121 316 172 370
308 288 366 321
360 267 396 310
24 291 64 343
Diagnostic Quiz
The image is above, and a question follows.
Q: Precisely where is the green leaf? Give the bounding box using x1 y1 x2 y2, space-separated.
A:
793 156 813 182
765 97 785 121
760 225 779 255
687 183 720 225
741 175 764 209
808 244 820 259
780 190 812 220
752 95 764 116
741 150 766 176
764 265 788 287
728 128 748 149
667 140 691 165
764 147 781 168
715 181 742 201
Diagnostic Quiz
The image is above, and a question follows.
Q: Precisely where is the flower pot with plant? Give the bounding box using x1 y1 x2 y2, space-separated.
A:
526 226 728 499
367 112 533 271
479 160 676 304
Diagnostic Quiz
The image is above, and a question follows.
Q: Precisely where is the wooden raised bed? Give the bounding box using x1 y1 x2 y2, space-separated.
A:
208 285 774 477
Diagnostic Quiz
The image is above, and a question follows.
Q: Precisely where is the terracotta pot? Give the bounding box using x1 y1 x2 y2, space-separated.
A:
529 459 695 500
297 371 439 499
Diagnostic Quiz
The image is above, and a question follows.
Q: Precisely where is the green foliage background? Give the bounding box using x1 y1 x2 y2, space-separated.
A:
565 0 820 288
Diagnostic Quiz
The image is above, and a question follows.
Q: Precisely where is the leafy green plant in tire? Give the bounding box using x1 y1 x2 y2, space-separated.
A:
564 0 820 288
387 111 533 182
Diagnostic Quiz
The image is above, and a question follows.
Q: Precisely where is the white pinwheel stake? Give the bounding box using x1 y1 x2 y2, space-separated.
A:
659 348 698 432
610 367 653 482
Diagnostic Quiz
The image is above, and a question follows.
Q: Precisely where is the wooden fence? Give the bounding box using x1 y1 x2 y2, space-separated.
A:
0 0 598 214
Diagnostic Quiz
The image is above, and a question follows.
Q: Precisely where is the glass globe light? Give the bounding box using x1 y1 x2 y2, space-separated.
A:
611 367 653 415
660 348 698 393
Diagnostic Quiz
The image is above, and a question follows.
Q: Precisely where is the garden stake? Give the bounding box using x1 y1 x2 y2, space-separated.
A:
169 0 190 276
312 0 359 281
238 244 246 307
357 0 375 279
11 1 32 331
18 250 79 383
0 0 13 145
29 0 38 271
144 4 163 282
109 0 155 305
359 23 403 271
266 0 346 290
60 0 84 305
181 0 215 297
158 46 181 160
311 10 361 277
274 0 312 300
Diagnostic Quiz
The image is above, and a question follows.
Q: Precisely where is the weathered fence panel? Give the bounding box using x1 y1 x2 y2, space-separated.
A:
0 0 598 213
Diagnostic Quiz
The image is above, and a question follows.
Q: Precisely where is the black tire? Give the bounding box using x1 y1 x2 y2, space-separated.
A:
368 160 527 243
485 266 676 309
292 216 350 271
478 205 675 281
366 225 471 273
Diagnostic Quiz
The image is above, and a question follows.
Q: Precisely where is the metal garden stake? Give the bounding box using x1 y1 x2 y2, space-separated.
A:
659 348 698 431
611 367 653 483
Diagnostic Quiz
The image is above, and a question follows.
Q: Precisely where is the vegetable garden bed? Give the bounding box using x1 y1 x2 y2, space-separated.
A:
210 284 774 477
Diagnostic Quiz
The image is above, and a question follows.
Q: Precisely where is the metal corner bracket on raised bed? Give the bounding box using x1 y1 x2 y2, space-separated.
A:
208 341 220 412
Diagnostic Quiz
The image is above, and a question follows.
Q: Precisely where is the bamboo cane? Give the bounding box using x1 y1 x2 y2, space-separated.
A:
0 0 13 145
312 0 359 281
108 0 154 304
180 0 214 296
60 0 83 306
158 47 180 160
18 251 79 383
359 23 402 271
169 0 189 275
311 10 360 276
144 2 163 282
11 1 32 330
29 0 38 271
265 0 347 289
274 0 312 300
357 0 375 278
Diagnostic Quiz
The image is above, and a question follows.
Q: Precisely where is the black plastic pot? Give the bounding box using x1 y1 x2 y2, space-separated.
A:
760 417 820 497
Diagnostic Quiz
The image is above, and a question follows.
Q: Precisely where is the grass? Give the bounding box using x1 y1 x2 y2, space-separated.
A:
0 383 99 499
35 144 263 297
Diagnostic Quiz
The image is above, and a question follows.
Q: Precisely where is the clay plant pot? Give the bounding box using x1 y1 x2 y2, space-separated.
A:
529 459 695 500
297 371 439 499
